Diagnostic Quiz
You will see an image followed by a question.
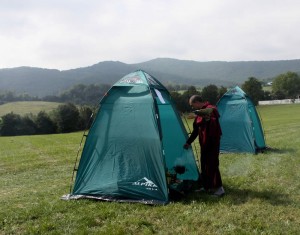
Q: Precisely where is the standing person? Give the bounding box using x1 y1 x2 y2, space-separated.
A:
183 95 225 196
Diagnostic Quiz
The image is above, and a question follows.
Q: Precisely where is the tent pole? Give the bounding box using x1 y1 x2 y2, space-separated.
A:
69 112 94 194
182 114 200 168
256 105 268 148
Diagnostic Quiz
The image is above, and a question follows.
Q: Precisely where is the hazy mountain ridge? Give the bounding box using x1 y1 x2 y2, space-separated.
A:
1 58 300 97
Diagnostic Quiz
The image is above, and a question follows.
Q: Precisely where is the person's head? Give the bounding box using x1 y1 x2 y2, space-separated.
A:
189 95 205 109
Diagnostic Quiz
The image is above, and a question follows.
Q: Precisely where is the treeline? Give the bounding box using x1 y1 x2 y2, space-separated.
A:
1 71 299 107
0 83 193 105
169 71 300 111
0 84 111 105
0 103 94 136
170 85 227 113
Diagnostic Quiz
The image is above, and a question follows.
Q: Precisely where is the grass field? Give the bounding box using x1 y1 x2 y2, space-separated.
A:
0 101 62 116
0 104 300 234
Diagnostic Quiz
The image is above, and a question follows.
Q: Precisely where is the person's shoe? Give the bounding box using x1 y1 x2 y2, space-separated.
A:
213 186 225 197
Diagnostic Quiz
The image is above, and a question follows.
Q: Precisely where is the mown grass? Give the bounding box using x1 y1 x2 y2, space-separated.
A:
0 101 62 116
0 104 300 234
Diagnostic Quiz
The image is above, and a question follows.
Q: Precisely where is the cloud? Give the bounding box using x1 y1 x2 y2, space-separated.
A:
1 0 300 69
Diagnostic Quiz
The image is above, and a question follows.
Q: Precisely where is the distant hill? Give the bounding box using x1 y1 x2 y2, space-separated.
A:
1 58 300 97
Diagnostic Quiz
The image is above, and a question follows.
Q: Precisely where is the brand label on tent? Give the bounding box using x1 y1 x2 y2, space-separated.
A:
119 76 143 84
132 177 158 191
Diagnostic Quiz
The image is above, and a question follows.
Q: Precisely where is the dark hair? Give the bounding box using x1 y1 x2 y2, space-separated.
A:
189 95 203 103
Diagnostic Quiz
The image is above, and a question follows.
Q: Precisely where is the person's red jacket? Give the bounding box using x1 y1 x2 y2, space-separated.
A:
187 102 222 148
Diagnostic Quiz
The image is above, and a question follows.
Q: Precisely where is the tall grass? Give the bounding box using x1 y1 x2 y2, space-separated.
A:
0 104 299 234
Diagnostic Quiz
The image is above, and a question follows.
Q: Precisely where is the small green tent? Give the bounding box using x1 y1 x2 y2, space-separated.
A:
64 70 199 205
217 86 266 153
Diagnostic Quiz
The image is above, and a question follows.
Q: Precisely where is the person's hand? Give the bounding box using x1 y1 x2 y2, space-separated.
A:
187 113 196 119
192 110 201 115
183 143 190 149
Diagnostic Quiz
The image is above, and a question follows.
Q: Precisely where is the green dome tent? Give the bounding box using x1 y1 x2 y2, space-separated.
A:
217 86 266 154
63 70 199 205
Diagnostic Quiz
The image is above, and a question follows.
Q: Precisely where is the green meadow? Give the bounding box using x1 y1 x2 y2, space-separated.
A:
0 104 299 234
0 101 62 116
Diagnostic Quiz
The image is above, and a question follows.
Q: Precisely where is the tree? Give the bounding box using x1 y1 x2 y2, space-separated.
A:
242 77 264 105
84 84 110 105
0 113 38 136
53 103 80 133
35 111 56 134
59 84 110 105
218 86 227 100
201 84 219 105
170 91 186 113
272 72 300 99
262 90 272 101
272 90 286 100
0 113 23 136
78 106 94 130
19 115 37 135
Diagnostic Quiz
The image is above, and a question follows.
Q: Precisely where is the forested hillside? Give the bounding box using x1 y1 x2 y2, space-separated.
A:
1 58 300 97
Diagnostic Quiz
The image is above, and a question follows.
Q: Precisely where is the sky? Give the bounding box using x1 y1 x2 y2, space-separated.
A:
1 0 300 70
